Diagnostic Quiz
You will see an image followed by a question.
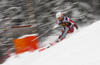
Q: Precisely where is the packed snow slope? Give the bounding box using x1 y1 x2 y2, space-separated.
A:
2 20 100 65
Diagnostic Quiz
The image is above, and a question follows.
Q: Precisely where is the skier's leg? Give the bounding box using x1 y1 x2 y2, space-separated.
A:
60 26 69 40
55 27 69 42
68 26 74 33
55 28 64 42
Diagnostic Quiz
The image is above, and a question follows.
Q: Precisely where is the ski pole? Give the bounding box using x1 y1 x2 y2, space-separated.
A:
31 28 52 42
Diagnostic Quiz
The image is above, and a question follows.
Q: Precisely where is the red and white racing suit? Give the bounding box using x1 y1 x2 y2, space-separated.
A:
55 17 78 42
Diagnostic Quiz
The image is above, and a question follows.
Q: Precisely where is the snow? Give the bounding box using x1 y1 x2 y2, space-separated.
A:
2 20 100 65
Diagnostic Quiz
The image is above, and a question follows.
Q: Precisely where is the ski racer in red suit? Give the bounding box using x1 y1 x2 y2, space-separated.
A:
53 12 78 42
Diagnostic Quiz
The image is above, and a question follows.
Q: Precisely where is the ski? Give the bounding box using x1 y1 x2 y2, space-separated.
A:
38 42 58 52
38 43 52 52
38 37 69 52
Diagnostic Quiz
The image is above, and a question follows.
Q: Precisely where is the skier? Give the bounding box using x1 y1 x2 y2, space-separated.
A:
53 12 78 42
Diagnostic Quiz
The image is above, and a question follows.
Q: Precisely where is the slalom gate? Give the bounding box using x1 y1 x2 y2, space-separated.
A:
13 34 38 54
12 22 53 54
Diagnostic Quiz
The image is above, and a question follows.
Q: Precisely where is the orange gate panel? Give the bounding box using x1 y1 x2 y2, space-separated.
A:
13 34 38 54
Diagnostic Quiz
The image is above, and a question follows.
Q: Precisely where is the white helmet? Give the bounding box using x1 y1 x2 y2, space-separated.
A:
56 12 63 19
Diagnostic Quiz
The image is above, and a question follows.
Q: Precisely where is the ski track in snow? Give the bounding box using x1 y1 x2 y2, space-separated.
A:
2 20 100 65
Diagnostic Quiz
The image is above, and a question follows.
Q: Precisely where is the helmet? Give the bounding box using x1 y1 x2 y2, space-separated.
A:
56 12 63 19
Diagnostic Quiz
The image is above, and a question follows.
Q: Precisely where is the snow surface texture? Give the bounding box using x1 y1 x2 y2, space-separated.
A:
2 20 100 65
